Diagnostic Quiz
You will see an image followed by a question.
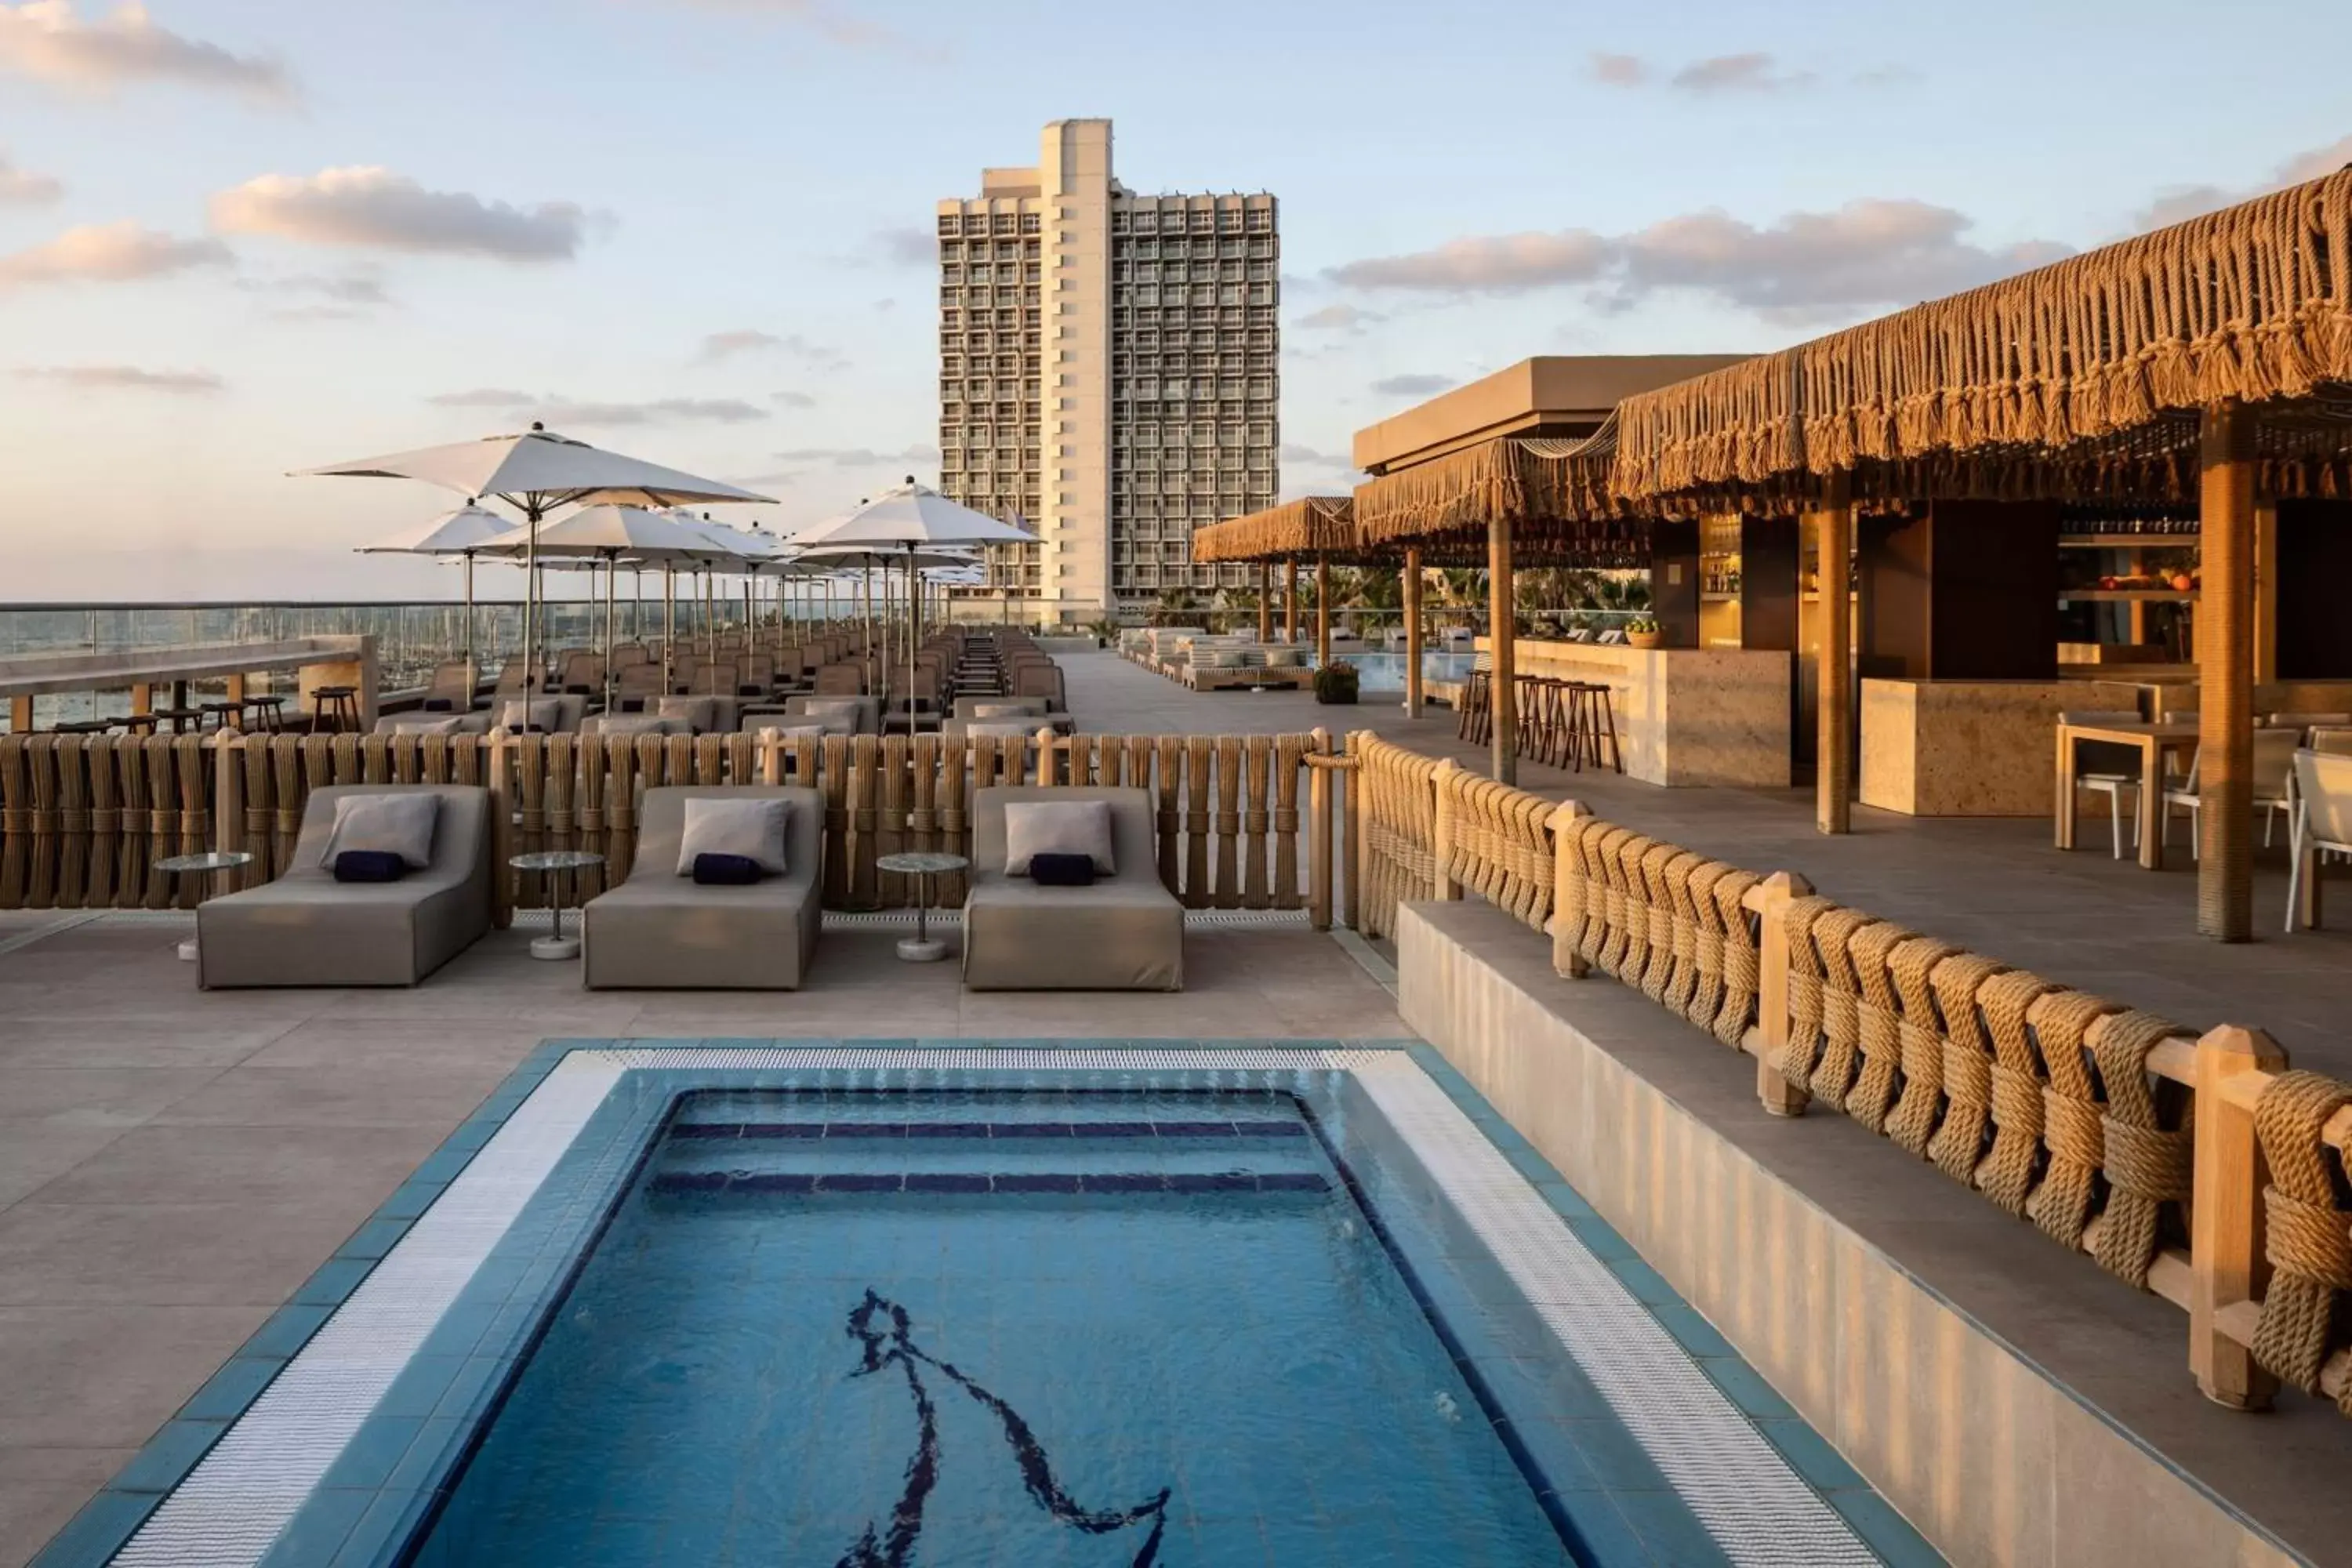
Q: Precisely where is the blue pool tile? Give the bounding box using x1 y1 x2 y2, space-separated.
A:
903 1172 992 1193
321 1415 423 1491
1697 1357 1798 1420
1828 1489 1946 1568
372 1179 447 1221
814 1172 902 1192
293 1256 376 1305
430 1358 508 1424
111 1419 227 1493
331 1489 434 1568
905 1120 996 1138
26 1489 156 1568
1530 1178 1595 1218
1565 1215 1639 1261
1080 1172 1167 1193
257 1486 372 1568
1544 1417 1676 1492
1647 1304 1737 1359
1612 1486 1740 1566
373 1356 466 1421
407 1148 476 1185
336 1218 412 1261
993 1173 1080 1193
238 1301 333 1361
1606 1256 1681 1305
385 1416 466 1494
439 1120 499 1152
176 1356 281 1421
731 1173 817 1194
1753 1417 1867 1491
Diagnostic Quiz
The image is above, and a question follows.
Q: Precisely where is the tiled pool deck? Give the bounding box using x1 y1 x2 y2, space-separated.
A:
43 1040 1934 1568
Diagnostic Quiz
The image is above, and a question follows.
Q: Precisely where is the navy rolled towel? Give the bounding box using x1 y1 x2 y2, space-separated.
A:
1029 852 1096 887
693 853 762 885
333 850 407 883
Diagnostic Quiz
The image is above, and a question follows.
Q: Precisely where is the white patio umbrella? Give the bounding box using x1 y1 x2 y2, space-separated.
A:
785 480 1029 691
298 424 774 692
477 505 721 709
354 502 517 677
790 540 981 697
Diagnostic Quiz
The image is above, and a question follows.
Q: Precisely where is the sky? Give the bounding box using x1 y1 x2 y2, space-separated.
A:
1 0 2347 601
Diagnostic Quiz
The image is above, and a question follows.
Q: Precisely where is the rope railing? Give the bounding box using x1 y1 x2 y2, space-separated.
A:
1335 733 2352 1420
0 728 1334 925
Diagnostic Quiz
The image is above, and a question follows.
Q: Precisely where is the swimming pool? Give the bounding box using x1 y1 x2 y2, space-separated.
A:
1348 651 1480 693
83 1044 1935 1568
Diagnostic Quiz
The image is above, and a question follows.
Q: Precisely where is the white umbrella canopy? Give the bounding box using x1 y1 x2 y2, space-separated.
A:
475 503 716 564
783 479 1035 549
355 503 519 673
300 425 775 691
299 424 775 511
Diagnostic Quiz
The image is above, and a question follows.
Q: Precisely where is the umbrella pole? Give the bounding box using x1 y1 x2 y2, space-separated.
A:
663 564 676 690
862 566 875 695
602 554 616 713
522 502 541 693
463 552 476 690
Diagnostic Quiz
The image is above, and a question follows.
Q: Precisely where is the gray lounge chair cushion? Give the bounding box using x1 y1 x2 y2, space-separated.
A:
675 796 789 876
199 784 492 989
971 702 1032 719
964 720 1036 742
583 786 822 990
963 786 1181 992
496 696 564 731
320 792 440 869
657 695 721 732
383 714 468 735
1003 800 1114 875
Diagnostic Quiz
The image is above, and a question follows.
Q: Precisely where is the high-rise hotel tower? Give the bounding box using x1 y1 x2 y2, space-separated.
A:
935 119 1279 622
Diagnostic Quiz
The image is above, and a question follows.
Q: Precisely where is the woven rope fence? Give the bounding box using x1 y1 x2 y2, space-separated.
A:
1552 813 1765 1047
0 730 1324 916
1350 733 1442 939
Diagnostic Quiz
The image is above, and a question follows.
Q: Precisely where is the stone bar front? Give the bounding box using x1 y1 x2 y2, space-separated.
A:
1496 637 1791 787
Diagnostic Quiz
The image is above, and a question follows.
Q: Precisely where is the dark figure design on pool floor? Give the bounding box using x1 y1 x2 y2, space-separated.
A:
837 1289 1172 1568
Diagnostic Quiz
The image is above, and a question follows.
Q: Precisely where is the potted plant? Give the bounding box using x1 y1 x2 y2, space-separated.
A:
1313 659 1359 705
1624 615 1664 650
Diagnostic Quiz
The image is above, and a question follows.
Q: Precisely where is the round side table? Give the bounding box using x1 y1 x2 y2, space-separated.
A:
509 849 606 960
875 851 969 962
154 850 255 962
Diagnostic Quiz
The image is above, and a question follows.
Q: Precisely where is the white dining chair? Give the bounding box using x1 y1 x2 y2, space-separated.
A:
2060 710 2147 858
2285 750 2352 931
2163 728 2302 856
2308 726 2352 759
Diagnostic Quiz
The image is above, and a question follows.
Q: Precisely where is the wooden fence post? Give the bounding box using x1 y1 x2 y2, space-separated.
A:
1744 870 1815 1116
1343 735 1363 932
2190 1023 2286 1409
1430 757 1461 901
1308 727 1333 931
487 735 514 930
1546 799 1592 977
213 735 241 862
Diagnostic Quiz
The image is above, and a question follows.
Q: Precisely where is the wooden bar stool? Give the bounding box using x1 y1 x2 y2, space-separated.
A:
244 695 287 734
1457 668 1492 746
312 686 361 735
1566 681 1623 774
198 700 245 733
122 713 161 735
149 706 205 735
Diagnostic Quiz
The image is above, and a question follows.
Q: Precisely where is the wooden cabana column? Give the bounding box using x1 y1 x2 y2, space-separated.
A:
1490 514 1516 785
1812 474 1853 833
1403 545 1425 718
1285 560 1299 643
2199 401 2257 942
1315 557 1332 668
1257 561 1273 642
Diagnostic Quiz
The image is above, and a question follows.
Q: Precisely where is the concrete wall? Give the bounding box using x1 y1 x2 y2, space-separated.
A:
1396 899 2316 1568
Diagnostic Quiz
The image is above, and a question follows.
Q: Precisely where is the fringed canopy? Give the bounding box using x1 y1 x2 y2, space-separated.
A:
1613 167 2352 504
1190 496 1358 562
1350 426 1644 565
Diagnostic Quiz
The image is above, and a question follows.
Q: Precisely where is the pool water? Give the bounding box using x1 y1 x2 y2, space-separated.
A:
1348 651 1480 693
413 1088 1573 1566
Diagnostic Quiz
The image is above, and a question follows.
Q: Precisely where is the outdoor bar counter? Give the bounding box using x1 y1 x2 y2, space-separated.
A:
1493 637 1791 788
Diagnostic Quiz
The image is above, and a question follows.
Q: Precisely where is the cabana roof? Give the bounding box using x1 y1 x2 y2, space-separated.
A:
1349 425 1650 564
1190 496 1358 562
1612 168 2352 506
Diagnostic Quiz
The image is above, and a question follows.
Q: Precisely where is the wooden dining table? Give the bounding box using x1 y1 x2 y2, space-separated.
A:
2054 719 2201 869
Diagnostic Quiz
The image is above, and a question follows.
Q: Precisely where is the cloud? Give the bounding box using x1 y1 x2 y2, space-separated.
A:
873 225 935 266
771 390 817 408
1853 64 1922 87
241 268 393 319
1587 51 1646 86
771 444 938 466
0 1 292 101
1293 303 1382 334
0 149 62 204
1327 198 2069 325
1670 53 1812 93
0 220 230 287
731 470 800 488
1371 374 1455 398
17 363 223 394
426 388 768 426
699 328 779 362
211 167 590 262
2135 135 2352 230
1610 201 2069 321
1330 230 1613 294
695 328 842 367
